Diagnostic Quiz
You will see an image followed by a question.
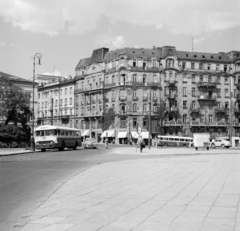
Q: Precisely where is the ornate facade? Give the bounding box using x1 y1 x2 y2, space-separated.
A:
74 46 240 143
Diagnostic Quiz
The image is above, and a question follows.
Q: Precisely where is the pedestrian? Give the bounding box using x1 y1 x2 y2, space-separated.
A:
105 138 108 149
137 135 144 153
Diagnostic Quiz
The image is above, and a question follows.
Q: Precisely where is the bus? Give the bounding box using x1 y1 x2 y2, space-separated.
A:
35 125 82 152
157 135 193 147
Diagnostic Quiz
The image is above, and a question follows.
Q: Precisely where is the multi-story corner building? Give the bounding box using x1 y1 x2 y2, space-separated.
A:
37 77 75 127
74 46 240 144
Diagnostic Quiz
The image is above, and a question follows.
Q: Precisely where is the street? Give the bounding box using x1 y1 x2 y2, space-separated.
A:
0 144 152 231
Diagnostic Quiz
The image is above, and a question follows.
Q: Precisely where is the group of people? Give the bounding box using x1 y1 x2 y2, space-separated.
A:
104 135 146 152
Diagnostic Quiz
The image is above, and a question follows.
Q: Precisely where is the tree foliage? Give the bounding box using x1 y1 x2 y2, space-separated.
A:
0 76 32 128
102 107 115 131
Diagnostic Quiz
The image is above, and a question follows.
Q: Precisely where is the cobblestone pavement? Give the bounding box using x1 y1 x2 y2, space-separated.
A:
18 152 240 231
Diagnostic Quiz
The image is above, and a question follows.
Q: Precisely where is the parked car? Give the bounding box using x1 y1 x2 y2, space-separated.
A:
84 138 97 149
211 138 231 148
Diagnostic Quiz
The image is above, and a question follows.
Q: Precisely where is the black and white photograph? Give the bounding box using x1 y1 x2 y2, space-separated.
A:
0 0 240 230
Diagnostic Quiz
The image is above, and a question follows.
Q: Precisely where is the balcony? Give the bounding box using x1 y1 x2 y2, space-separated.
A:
166 80 178 88
190 108 200 115
74 88 84 94
119 96 127 101
197 82 217 88
197 95 216 101
152 97 158 102
60 115 70 120
142 96 148 102
105 83 116 88
132 96 139 101
215 108 229 114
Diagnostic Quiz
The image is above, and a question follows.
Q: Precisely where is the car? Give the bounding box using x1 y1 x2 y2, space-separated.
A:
84 138 97 149
211 138 231 148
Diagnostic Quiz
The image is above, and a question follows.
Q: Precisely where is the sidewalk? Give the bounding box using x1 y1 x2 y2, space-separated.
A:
18 151 240 231
0 148 35 156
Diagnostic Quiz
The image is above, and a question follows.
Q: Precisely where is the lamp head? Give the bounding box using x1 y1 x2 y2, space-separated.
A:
38 58 41 65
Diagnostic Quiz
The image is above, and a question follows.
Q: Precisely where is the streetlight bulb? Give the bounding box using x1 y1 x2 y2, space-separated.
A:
38 58 41 65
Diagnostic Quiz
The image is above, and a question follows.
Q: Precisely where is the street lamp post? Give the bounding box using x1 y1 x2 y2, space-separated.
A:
148 87 151 149
31 53 42 151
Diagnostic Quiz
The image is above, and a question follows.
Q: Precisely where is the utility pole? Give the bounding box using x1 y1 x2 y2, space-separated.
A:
148 86 151 149
229 65 233 145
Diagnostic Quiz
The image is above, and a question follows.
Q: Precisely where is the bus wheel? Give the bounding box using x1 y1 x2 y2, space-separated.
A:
41 148 46 152
73 142 78 150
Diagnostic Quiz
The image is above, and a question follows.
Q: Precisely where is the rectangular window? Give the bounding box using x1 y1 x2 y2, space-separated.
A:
133 59 136 67
182 62 186 69
55 100 58 107
192 74 196 83
70 98 72 105
60 89 63 95
224 65 227 72
217 89 221 97
200 75 203 82
199 63 203 70
38 93 40 99
65 88 67 95
225 102 229 109
225 89 229 97
191 63 195 69
133 104 137 112
70 87 72 94
192 87 196 97
133 90 137 97
143 89 147 97
225 77 228 84
60 99 63 106
209 115 213 122
208 76 212 82
153 75 157 83
120 89 126 97
133 118 137 127
183 74 187 82
217 76 220 84
183 101 187 108
207 64 211 70
133 74 137 82
192 101 196 109
65 98 67 105
216 64 219 71
153 90 157 97
234 89 237 98
183 87 187 96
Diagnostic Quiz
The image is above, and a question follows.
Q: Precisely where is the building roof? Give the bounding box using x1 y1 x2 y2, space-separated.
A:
176 51 231 62
0 71 32 84
75 57 92 70
104 47 161 61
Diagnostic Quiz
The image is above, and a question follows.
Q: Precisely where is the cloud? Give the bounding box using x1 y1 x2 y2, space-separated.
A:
0 0 239 36
194 37 205 44
96 35 126 50
0 41 6 46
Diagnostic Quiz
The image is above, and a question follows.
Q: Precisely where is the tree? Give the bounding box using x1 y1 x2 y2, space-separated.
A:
102 107 115 131
0 76 32 129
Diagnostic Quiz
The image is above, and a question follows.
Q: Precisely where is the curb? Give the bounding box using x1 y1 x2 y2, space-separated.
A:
0 151 36 157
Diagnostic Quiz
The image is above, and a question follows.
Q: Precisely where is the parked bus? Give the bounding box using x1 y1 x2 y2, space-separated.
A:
35 125 81 152
157 135 193 147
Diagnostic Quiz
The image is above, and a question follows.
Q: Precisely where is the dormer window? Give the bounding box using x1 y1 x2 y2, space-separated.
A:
194 55 197 58
186 54 189 57
210 56 213 59
202 55 205 58
219 57 222 60
133 59 137 67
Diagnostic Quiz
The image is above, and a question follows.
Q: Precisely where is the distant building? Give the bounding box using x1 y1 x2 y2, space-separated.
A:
31 74 67 87
0 71 38 129
74 46 240 144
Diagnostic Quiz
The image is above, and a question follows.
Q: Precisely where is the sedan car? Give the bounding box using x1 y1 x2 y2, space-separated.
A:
84 138 97 149
211 139 231 148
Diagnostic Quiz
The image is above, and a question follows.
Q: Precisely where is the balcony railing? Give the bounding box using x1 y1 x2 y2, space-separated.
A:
119 96 127 101
197 82 217 88
197 95 216 100
167 94 177 99
105 83 116 88
215 108 229 113
132 96 139 101
166 80 178 88
142 96 148 102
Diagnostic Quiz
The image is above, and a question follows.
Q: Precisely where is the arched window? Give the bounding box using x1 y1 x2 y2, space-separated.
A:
120 104 126 113
153 75 157 83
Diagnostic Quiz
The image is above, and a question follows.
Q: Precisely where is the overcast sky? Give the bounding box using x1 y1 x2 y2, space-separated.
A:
0 0 239 80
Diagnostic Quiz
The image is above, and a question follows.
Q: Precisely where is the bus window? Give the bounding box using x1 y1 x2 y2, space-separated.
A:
45 130 56 136
57 130 61 136
65 130 69 136
180 139 184 141
69 131 72 136
174 138 179 141
35 131 44 137
60 130 64 136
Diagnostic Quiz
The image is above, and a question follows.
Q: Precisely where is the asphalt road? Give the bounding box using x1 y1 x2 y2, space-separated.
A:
0 144 160 231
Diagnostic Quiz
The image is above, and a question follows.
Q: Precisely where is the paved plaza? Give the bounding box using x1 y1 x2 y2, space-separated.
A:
16 148 240 231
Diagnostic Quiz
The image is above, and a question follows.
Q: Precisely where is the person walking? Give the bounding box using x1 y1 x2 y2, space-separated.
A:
137 135 144 153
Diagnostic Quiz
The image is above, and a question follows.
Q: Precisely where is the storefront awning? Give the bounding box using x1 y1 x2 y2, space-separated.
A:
131 131 139 139
117 131 128 139
81 130 90 136
101 130 115 138
141 131 151 139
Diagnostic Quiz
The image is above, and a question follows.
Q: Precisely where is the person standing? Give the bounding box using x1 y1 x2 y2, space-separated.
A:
105 138 108 149
137 135 143 152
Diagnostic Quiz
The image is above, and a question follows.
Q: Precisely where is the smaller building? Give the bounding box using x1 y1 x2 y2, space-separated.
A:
37 77 75 127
